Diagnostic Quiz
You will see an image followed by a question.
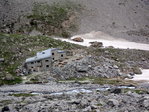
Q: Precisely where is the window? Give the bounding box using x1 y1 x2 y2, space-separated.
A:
33 70 36 72
52 53 54 55
45 60 49 62
61 54 63 57
42 52 45 54
31 67 34 68
37 61 41 63
53 58 55 60
46 65 49 68
31 62 34 64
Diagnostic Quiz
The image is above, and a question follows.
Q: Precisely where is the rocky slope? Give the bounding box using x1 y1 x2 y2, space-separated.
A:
0 0 149 43
0 82 149 112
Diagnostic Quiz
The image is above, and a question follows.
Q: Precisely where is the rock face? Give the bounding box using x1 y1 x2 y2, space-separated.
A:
72 37 84 42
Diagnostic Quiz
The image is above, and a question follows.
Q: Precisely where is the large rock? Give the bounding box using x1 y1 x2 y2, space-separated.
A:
107 99 119 107
82 106 92 112
90 41 103 48
143 99 149 109
132 67 142 74
72 37 84 42
1 106 10 112
76 65 89 72
5 74 14 80
110 88 122 94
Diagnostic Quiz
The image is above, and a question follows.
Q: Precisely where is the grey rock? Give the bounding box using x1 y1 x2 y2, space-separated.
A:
110 88 122 94
90 104 98 109
76 65 89 72
80 99 90 108
70 99 81 105
143 99 149 109
107 99 119 107
82 106 92 112
113 65 119 69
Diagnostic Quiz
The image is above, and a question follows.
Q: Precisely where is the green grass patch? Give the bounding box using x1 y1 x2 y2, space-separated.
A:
93 78 122 85
0 77 22 86
9 93 34 97
93 77 137 86
59 77 93 83
123 88 149 94
60 77 137 86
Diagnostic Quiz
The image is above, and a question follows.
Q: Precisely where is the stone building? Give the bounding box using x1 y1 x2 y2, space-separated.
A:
25 48 66 73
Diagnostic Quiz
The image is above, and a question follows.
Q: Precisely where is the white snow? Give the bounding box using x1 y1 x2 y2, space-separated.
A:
55 31 149 51
132 69 149 81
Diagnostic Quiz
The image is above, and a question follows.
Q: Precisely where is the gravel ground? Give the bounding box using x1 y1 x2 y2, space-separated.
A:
0 83 149 112
0 82 78 93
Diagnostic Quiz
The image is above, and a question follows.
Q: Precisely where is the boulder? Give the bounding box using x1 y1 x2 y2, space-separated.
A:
72 37 84 42
76 66 89 72
132 67 142 74
1 106 10 112
107 99 119 107
70 99 81 105
90 41 103 48
5 74 14 80
82 106 92 112
113 65 119 69
143 99 149 109
110 88 122 94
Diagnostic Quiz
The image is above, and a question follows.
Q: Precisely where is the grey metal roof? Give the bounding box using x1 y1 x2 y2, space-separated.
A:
57 50 65 53
0 58 4 62
25 48 59 63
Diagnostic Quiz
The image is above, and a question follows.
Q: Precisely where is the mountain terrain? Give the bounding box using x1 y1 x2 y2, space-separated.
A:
0 0 149 112
0 0 149 43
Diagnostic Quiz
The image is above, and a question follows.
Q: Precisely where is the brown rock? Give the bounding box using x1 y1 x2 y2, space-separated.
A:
132 67 142 74
90 41 103 47
72 37 84 42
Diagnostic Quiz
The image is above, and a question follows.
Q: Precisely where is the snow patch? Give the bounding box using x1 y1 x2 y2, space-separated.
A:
132 69 149 81
55 31 149 51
